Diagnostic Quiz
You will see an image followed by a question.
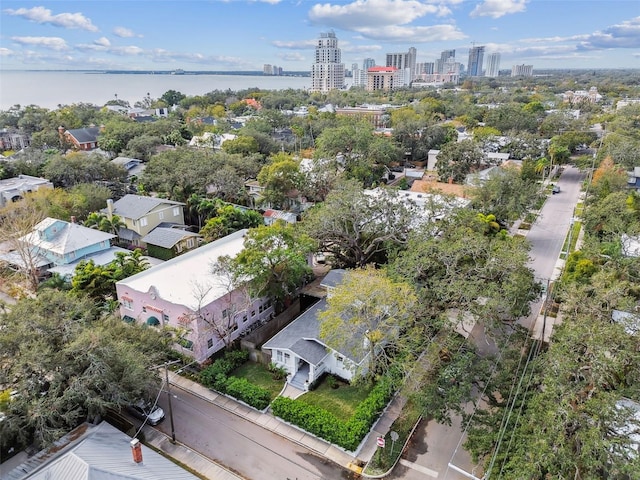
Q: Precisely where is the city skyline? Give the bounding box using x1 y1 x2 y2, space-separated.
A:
0 1 638 72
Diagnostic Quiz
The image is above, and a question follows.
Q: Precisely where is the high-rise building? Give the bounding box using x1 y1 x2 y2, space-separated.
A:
363 58 376 70
310 31 345 92
366 66 401 92
263 64 273 75
486 53 501 77
416 62 435 76
511 64 533 77
467 45 485 77
386 47 417 82
439 49 455 73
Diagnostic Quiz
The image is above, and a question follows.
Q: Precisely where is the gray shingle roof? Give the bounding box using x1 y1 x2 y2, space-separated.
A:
263 296 367 365
108 195 184 221
263 300 329 366
141 228 200 249
66 127 100 144
320 269 346 288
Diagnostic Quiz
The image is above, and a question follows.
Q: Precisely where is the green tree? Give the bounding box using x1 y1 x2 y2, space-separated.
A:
319 267 417 381
221 135 259 155
257 153 301 210
435 139 485 184
199 205 262 242
0 290 170 450
83 212 125 235
229 223 314 311
301 180 416 268
70 250 148 302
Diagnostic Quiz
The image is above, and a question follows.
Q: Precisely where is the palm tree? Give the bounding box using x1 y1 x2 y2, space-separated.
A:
535 157 551 184
84 212 125 236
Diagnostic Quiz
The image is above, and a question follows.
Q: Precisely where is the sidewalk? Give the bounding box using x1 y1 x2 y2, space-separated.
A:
166 371 399 474
142 425 243 480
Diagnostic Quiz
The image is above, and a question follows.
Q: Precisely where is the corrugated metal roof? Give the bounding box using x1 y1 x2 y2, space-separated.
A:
7 422 198 480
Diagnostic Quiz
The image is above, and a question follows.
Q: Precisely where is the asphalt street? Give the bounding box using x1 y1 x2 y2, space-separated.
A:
154 387 355 480
391 166 586 480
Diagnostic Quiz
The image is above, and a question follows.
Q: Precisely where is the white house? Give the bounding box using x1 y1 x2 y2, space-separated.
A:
262 270 370 388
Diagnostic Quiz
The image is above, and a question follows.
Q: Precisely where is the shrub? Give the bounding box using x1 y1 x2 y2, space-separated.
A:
267 362 288 380
271 376 393 451
199 349 249 388
222 377 271 410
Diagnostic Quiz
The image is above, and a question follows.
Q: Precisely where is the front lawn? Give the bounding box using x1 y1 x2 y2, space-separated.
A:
231 362 284 400
298 376 373 422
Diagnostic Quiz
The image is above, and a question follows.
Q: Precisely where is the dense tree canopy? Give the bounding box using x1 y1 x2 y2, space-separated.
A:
0 290 170 451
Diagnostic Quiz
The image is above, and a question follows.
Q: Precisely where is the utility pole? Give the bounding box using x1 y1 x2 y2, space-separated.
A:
164 362 176 443
151 360 181 443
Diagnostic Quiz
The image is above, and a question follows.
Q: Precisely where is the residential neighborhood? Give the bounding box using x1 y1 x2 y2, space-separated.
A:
1 64 639 480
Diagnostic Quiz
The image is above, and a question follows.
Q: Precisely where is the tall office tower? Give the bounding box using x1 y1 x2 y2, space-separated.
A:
416 62 435 76
263 64 273 75
486 53 501 77
467 45 485 76
386 47 417 81
310 31 345 92
363 57 376 70
439 49 455 73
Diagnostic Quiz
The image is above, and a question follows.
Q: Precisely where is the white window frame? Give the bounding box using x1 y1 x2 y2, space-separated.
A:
173 207 181 217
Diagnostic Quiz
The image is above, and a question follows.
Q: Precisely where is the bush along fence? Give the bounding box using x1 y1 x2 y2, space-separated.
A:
199 350 271 411
270 377 394 452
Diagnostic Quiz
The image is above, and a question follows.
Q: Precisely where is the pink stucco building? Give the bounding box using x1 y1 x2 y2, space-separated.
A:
115 229 273 363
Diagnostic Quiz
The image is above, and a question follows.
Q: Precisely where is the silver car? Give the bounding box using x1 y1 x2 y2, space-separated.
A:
127 399 165 425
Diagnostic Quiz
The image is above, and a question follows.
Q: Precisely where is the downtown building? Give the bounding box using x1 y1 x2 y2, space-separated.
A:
486 53 501 77
386 47 417 85
310 31 345 93
511 64 533 77
467 45 485 77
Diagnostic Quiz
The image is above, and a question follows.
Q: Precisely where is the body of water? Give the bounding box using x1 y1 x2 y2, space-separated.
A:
0 71 312 110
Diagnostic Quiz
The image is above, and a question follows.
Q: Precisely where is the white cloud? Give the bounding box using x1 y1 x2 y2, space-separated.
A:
341 43 383 53
357 24 466 42
277 52 305 61
577 16 640 50
470 0 528 19
272 39 317 49
113 26 141 38
110 45 145 56
0 48 14 56
94 37 111 47
11 36 68 51
3 6 98 31
309 0 442 29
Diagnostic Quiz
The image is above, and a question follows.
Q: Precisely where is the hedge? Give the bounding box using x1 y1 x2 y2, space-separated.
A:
271 377 393 451
223 377 271 410
198 350 271 410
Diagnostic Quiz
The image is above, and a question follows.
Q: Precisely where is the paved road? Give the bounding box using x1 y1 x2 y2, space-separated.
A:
154 388 354 480
391 166 586 480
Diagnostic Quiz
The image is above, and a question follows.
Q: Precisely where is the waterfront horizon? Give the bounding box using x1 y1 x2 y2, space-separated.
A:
0 71 312 110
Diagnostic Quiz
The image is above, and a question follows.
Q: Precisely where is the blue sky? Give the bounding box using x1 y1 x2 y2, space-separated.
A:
1 1 639 71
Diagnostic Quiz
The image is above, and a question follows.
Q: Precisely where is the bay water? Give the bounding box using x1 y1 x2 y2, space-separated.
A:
0 71 312 111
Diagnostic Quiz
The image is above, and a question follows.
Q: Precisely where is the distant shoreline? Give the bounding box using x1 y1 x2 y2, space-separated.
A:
1 69 312 77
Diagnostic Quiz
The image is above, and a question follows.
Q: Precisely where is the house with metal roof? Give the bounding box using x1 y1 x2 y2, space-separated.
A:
2 421 198 480
0 217 127 280
116 229 274 363
0 175 53 208
104 195 186 247
262 269 370 388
